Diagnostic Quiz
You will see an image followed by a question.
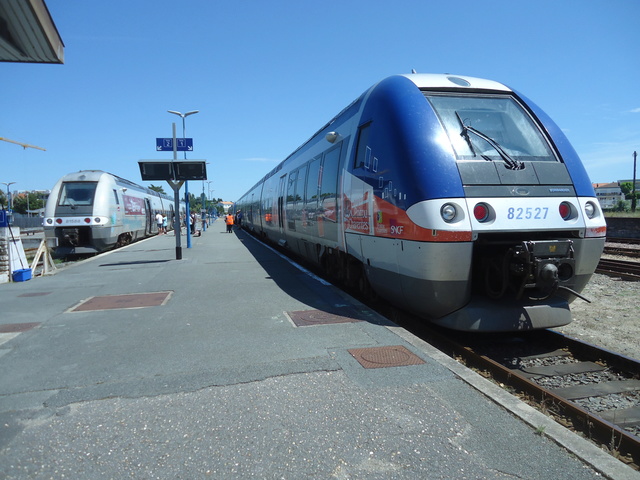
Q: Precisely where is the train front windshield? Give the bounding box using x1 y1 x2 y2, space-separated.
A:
58 182 97 207
425 93 557 164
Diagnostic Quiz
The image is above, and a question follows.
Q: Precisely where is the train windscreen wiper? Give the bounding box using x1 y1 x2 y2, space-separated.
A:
455 111 524 170
455 111 478 157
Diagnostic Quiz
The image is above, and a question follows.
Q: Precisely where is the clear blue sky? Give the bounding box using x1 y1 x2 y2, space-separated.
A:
2 0 639 202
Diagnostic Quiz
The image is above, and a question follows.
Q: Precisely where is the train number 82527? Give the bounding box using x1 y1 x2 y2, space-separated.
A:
506 207 549 220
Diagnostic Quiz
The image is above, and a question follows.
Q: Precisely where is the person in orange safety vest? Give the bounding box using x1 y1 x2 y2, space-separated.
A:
225 213 234 233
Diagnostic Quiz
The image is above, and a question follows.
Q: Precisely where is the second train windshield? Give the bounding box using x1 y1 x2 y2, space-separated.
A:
58 182 97 208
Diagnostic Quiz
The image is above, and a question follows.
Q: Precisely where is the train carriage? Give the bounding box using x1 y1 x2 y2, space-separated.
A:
236 74 607 332
44 170 180 255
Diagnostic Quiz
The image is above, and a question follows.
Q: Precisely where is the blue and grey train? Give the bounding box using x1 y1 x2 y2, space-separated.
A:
44 170 180 255
236 74 607 332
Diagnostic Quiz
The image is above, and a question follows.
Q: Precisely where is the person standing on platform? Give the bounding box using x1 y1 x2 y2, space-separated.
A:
225 213 234 233
155 212 163 235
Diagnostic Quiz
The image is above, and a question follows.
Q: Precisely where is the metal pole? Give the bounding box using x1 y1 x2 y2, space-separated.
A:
201 181 206 232
632 151 637 213
182 116 192 248
173 123 182 260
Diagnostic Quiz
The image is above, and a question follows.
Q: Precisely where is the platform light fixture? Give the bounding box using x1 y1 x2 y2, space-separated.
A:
2 182 16 209
167 110 199 248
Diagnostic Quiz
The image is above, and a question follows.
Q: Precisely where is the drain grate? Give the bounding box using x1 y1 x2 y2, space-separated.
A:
287 308 365 327
0 322 41 333
69 291 173 312
348 345 426 369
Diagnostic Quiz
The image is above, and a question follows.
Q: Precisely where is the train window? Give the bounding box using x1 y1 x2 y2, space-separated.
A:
354 122 371 169
286 169 298 204
112 189 120 204
58 182 97 207
305 157 322 205
320 143 341 204
425 94 557 163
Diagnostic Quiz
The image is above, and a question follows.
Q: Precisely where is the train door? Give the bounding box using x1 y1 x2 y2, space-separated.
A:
145 198 153 235
277 174 286 235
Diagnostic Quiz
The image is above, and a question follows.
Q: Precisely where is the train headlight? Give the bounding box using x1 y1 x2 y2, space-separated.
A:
84 218 91 224
473 203 490 222
440 203 457 223
584 201 596 219
94 217 101 223
55 218 62 224
46 218 53 225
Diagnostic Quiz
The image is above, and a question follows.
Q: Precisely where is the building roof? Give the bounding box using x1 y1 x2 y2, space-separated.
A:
0 0 64 64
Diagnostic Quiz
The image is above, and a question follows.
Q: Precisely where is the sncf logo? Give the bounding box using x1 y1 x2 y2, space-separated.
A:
390 225 404 235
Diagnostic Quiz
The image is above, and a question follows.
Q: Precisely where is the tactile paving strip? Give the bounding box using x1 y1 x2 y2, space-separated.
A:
348 345 426 369
69 291 173 312
0 322 41 333
287 308 366 327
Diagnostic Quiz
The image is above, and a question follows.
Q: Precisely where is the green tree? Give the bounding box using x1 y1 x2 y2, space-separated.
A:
188 192 202 213
12 192 45 215
613 200 629 212
620 182 639 200
149 184 166 194
0 190 6 209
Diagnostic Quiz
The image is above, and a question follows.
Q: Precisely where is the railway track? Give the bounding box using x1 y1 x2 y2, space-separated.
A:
607 237 640 245
596 258 640 280
399 321 640 471
603 246 640 258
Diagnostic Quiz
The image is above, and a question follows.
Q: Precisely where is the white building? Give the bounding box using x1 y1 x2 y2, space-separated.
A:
593 182 624 210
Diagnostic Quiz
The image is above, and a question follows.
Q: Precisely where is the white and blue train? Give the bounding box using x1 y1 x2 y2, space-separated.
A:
44 170 181 255
236 74 607 332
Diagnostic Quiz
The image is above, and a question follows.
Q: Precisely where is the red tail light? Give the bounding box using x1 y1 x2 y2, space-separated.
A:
559 202 572 220
473 203 490 222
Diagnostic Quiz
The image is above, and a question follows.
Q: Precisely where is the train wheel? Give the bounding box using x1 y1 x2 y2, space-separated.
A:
116 232 132 247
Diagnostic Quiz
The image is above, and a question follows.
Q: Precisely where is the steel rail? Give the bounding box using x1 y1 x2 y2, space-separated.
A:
596 259 640 280
422 328 640 470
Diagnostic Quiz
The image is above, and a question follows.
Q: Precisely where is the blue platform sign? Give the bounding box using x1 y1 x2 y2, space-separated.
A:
156 138 193 152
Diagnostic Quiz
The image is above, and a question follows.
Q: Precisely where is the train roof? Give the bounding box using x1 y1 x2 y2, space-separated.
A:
400 73 511 92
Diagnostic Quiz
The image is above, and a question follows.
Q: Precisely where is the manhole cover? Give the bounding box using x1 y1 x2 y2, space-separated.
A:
287 308 365 327
348 345 426 369
69 291 173 312
0 322 41 333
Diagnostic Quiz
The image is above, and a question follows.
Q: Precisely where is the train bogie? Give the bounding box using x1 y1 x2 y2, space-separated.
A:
236 74 607 332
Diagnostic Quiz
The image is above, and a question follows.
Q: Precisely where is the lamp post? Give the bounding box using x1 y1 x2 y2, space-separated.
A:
167 110 199 248
2 182 16 210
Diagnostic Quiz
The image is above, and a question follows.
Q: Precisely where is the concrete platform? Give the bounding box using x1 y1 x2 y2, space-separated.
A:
0 220 636 479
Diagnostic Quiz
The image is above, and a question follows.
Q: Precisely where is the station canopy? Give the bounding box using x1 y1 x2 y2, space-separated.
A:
0 0 64 64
